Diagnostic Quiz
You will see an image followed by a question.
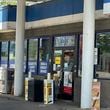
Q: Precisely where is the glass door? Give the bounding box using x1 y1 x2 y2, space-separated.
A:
63 50 74 100
53 35 78 101
39 38 52 75
53 49 75 100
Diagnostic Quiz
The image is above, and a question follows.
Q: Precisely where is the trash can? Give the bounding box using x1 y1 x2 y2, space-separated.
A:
25 78 44 102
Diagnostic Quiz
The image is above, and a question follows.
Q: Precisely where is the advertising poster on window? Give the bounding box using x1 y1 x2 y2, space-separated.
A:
54 50 62 71
54 50 62 56
55 57 61 65
94 48 98 65
28 61 37 73
40 61 48 74
63 71 72 95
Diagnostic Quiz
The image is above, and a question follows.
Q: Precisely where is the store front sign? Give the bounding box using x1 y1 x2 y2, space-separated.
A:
103 0 110 14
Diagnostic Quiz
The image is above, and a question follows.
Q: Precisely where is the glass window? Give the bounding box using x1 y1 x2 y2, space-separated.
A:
28 39 38 73
74 33 110 78
78 35 83 77
39 38 51 74
96 33 110 78
9 41 15 68
39 38 50 61
9 40 27 72
54 35 75 47
1 42 8 67
24 40 27 72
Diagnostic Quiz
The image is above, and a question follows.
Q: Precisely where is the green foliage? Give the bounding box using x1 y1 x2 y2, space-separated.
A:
97 33 110 53
0 0 17 6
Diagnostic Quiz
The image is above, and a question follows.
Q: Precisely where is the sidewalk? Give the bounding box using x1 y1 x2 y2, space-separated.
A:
0 94 24 101
0 94 109 110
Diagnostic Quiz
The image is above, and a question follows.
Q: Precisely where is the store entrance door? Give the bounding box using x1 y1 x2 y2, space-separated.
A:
53 48 77 101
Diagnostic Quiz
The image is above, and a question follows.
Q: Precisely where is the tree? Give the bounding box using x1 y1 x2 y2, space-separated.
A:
0 0 17 6
97 33 110 54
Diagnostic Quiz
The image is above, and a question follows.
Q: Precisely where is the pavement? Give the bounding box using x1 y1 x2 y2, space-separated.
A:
0 94 109 110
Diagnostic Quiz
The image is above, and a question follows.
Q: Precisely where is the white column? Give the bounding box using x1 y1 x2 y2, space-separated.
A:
81 0 95 108
14 0 25 96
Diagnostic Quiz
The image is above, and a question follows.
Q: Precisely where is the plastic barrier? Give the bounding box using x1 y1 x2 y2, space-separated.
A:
44 79 54 104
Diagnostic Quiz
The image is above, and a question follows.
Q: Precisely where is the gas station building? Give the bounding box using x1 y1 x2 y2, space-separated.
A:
0 0 110 109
